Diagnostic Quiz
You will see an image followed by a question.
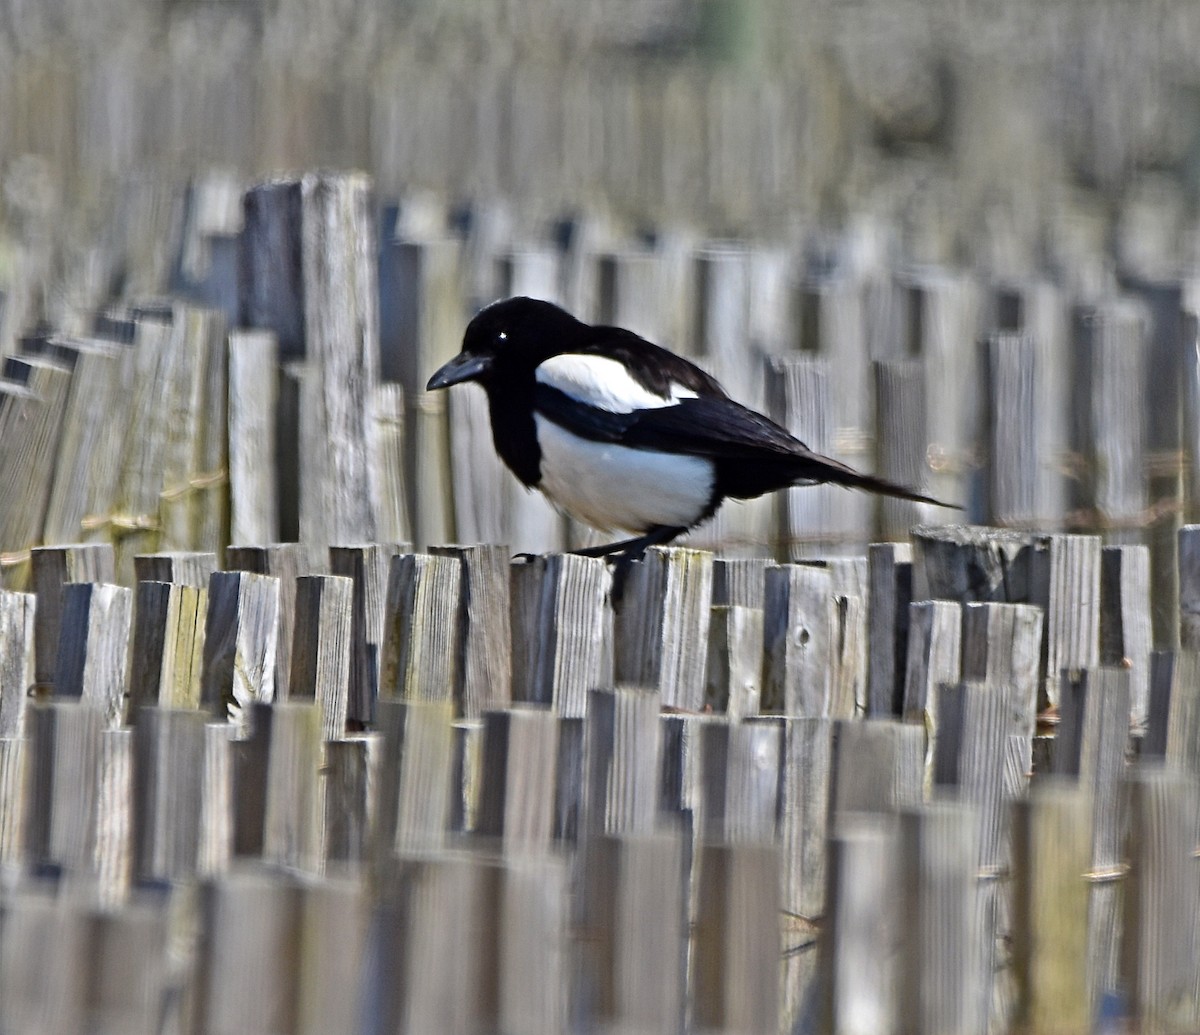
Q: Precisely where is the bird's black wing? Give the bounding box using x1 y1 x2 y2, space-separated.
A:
533 387 952 508
579 327 729 399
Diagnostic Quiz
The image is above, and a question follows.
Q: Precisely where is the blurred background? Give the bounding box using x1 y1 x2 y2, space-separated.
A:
4 0 1200 309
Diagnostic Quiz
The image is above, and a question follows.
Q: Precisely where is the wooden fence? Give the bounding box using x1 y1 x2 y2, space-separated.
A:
1 168 1200 1032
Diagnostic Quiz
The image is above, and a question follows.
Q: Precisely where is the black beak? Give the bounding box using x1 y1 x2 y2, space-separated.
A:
426 352 493 391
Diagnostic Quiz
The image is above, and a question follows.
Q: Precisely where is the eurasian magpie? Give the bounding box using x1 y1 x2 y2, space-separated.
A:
427 296 955 558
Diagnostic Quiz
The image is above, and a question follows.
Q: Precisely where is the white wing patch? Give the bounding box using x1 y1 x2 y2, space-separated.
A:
535 354 697 413
534 415 713 532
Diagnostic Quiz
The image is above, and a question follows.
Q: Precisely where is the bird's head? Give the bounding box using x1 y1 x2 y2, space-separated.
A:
426 296 583 390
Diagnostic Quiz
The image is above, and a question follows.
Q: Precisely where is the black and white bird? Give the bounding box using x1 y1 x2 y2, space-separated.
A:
427 296 955 559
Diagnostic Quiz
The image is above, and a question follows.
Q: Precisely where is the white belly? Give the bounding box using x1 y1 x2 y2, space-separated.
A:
534 415 714 533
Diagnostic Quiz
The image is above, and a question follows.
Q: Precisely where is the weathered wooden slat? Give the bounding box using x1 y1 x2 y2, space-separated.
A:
87 893 173 1035
227 329 279 547
822 814 898 1035
155 306 222 554
373 699 455 860
614 546 712 711
1178 523 1200 650
983 333 1038 525
1030 533 1101 710
696 719 780 843
704 604 763 718
897 800 983 1035
910 524 1034 604
195 868 302 1035
379 552 461 703
329 542 406 728
960 601 1044 786
770 355 839 556
691 839 780 1035
200 571 280 729
1121 766 1200 1033
38 336 131 547
830 718 924 820
372 382 412 546
431 543 512 719
1010 780 1091 1035
830 591 867 718
510 554 613 718
903 599 962 789
1055 667 1130 1011
583 687 660 837
500 856 569 1035
0 355 72 579
129 580 206 715
874 358 934 539
262 701 322 874
96 726 133 902
578 832 686 1034
712 556 767 611
1070 301 1148 535
763 562 833 716
296 876 370 1035
226 541 322 702
30 543 115 691
54 582 132 728
288 574 353 740
775 715 833 1032
132 707 207 883
476 706 559 855
322 735 376 868
867 542 913 716
378 236 462 548
200 721 234 876
0 883 89 1033
0 737 25 864
133 551 218 587
241 175 381 548
1100 544 1152 726
0 589 35 737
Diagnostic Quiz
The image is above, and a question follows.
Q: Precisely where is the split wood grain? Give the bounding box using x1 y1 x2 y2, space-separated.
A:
226 541 322 702
227 329 279 548
200 571 280 729
705 604 763 719
1120 766 1200 1034
379 552 461 704
614 546 713 711
129 580 206 716
476 706 559 855
132 707 207 882
1010 780 1092 1035
54 581 132 728
30 543 115 691
578 832 686 1034
133 551 217 587
1100 544 1152 726
329 542 406 728
288 574 353 739
510 553 613 717
431 543 512 719
763 562 833 716
867 541 912 717
0 590 35 736
583 687 660 837
897 800 984 1035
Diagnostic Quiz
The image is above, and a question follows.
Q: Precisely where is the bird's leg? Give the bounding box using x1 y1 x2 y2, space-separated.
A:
572 525 687 560
574 525 688 603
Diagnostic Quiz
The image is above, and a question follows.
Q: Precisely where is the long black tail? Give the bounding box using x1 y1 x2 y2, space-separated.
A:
793 451 961 510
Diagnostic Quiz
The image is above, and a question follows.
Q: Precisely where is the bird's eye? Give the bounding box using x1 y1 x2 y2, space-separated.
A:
497 331 507 342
